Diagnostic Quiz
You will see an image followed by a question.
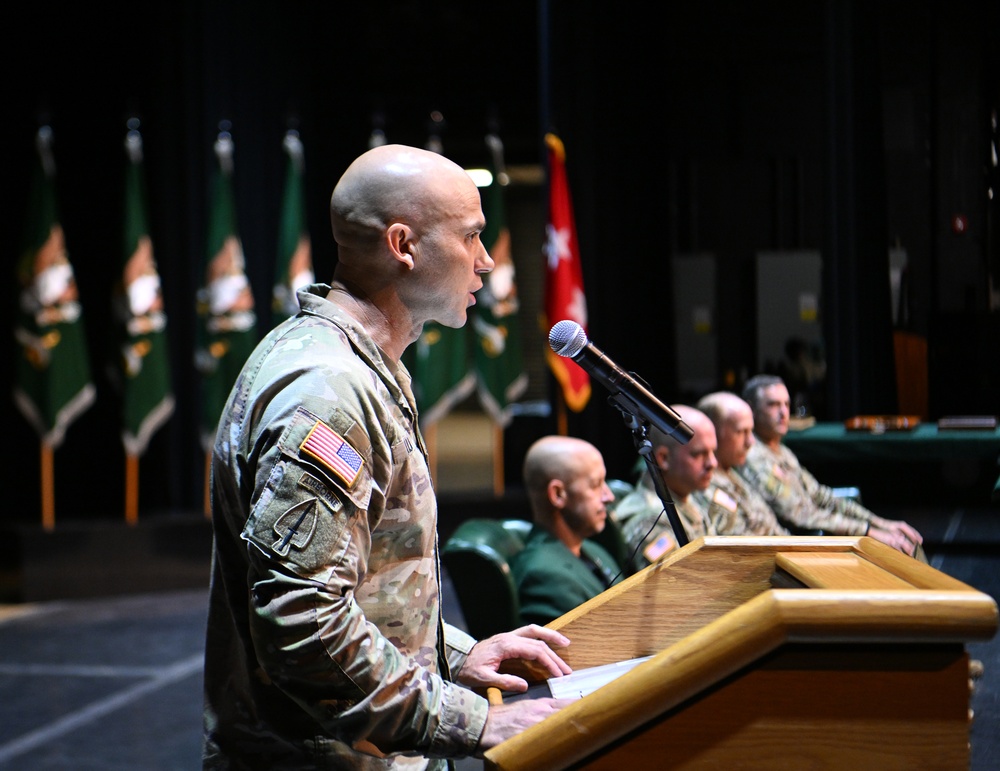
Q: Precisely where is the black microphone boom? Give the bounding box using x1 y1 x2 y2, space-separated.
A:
548 320 694 444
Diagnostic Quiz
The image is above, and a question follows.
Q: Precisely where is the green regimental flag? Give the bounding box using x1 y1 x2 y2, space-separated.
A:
473 133 527 427
271 129 313 327
195 128 258 450
114 124 175 457
404 321 475 427
14 126 96 449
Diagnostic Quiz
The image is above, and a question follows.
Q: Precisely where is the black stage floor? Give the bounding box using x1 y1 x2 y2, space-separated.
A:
0 505 997 770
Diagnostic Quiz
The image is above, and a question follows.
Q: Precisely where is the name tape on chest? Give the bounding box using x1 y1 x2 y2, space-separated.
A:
300 420 364 489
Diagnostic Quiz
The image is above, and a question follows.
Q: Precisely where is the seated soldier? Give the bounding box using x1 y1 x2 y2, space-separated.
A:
617 405 718 572
740 374 925 558
694 390 790 535
512 436 622 626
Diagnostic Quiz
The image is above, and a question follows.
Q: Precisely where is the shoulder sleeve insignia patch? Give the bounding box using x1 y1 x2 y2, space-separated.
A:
300 420 364 489
272 499 318 555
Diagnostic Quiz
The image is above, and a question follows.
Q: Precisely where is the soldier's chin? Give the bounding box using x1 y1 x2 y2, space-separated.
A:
435 311 467 329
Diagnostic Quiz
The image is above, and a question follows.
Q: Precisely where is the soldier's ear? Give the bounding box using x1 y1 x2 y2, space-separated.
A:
387 223 415 269
547 479 566 507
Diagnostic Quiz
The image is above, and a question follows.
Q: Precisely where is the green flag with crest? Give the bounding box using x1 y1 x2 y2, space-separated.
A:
14 125 96 449
114 122 174 457
195 127 258 450
271 129 313 326
473 132 527 427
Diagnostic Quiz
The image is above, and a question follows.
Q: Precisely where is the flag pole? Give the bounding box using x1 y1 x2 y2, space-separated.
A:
125 453 139 525
492 424 505 496
18 125 96 532
118 119 175 528
478 127 525 499
197 123 258 523
40 442 55 531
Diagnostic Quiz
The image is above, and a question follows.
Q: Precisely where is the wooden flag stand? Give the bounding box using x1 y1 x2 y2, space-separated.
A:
125 453 140 526
492 424 505 496
40 442 55 532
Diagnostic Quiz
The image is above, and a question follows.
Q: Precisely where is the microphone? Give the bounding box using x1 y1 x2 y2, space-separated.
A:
549 320 694 444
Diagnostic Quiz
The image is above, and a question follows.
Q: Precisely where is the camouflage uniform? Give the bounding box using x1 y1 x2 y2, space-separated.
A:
203 284 488 770
694 467 790 536
740 441 871 535
616 472 715 572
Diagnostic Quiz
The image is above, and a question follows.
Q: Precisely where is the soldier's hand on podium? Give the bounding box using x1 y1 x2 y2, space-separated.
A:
870 515 924 551
867 523 921 557
457 624 572 693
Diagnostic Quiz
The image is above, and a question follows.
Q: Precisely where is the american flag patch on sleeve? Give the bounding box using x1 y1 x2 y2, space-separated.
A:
643 532 676 563
300 421 364 488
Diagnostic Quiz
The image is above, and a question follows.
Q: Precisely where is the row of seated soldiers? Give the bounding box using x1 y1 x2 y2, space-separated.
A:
509 374 926 629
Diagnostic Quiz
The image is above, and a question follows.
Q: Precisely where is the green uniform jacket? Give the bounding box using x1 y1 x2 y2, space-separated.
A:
512 527 621 626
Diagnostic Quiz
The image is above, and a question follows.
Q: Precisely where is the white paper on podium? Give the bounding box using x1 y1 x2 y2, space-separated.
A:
547 655 654 700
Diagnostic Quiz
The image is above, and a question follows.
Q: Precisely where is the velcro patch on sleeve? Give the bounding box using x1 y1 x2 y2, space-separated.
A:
300 420 364 489
643 532 676 563
271 499 318 556
298 471 344 511
712 488 738 512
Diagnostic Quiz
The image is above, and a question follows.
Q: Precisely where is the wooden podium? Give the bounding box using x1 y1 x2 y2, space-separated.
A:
484 536 998 770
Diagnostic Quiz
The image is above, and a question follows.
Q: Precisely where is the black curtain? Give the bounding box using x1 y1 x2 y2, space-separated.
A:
822 0 899 418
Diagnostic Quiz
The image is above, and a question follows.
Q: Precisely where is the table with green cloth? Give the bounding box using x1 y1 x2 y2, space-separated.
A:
780 423 1000 507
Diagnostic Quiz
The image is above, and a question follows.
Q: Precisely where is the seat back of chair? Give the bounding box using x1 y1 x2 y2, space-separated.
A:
441 518 532 640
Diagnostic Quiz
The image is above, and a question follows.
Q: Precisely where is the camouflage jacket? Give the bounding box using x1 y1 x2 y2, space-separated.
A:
203 284 487 770
740 441 871 536
616 472 715 571
694 467 790 536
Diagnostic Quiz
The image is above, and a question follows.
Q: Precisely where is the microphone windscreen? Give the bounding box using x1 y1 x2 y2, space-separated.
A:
549 320 588 357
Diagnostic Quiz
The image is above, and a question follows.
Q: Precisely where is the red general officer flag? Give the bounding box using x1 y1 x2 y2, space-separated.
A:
543 133 590 412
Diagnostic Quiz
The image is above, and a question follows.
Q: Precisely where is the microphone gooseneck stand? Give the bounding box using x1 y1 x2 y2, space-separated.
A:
613 396 689 550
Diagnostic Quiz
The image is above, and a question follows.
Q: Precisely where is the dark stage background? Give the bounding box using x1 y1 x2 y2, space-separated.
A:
3 0 999 525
